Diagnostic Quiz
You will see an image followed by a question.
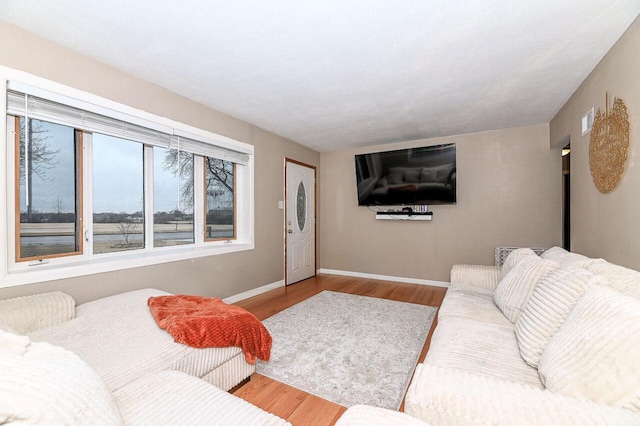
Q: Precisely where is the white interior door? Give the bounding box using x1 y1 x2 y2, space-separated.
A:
286 161 316 285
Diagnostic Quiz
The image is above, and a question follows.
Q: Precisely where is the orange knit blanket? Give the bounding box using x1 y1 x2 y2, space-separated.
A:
147 295 272 364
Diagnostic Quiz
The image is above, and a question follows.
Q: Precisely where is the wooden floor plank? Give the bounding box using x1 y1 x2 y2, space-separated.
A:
287 394 347 426
232 273 446 425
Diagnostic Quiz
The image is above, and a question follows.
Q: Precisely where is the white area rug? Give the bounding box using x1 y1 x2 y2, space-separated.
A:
256 291 437 409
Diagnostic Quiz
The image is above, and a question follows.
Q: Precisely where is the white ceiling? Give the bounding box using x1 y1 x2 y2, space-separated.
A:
1 1 639 151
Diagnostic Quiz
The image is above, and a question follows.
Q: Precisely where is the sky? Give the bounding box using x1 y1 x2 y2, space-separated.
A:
21 120 205 215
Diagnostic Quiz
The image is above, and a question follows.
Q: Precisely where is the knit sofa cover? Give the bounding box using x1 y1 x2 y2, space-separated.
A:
405 247 640 425
27 288 252 392
0 289 290 425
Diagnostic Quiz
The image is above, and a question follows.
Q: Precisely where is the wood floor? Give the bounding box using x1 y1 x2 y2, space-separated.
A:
231 274 447 426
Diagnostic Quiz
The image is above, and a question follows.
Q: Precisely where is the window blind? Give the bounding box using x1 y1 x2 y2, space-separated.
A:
7 82 252 165
7 90 172 148
171 135 250 165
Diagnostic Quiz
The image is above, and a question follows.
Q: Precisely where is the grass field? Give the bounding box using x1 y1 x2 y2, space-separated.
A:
18 222 233 257
20 222 200 236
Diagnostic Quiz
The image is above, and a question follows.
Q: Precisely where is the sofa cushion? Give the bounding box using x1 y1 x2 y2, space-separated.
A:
494 256 559 323
438 282 510 325
538 286 640 411
515 267 606 368
387 173 404 184
587 261 640 298
0 327 29 354
0 323 18 335
501 248 537 278
405 170 420 183
336 404 430 425
425 317 543 388
541 246 604 268
406 363 640 425
29 289 244 391
419 168 435 183
0 291 75 334
113 370 289 426
375 177 388 188
435 166 450 183
540 246 572 261
0 330 123 425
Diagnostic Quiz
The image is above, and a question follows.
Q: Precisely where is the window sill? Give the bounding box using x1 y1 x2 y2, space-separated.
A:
1 241 254 288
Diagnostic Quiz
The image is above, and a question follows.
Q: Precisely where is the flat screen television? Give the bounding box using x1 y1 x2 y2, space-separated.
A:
355 143 456 206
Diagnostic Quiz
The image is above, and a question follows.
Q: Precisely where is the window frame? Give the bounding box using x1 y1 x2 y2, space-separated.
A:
13 116 85 262
204 158 236 242
91 131 146 255
151 147 196 249
0 67 254 289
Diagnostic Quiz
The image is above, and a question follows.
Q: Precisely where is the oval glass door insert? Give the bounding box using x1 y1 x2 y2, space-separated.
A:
296 181 306 231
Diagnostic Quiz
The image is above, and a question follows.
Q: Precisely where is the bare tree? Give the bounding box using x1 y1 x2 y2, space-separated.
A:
19 120 59 180
53 195 64 214
114 221 138 246
162 149 195 210
205 157 233 194
19 119 59 221
162 150 233 209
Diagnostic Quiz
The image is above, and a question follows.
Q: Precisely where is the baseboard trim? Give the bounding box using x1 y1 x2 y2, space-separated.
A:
317 268 449 288
223 280 285 304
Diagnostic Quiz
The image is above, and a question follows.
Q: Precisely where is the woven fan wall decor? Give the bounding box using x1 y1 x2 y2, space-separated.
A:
589 93 630 193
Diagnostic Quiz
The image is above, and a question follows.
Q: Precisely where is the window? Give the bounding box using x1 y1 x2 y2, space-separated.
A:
93 134 144 254
3 76 253 287
154 148 194 247
15 117 82 262
205 157 235 241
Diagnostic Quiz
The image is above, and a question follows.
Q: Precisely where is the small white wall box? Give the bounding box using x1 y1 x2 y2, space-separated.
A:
582 107 594 135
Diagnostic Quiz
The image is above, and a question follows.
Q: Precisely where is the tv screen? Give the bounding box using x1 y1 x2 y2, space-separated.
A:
355 143 456 206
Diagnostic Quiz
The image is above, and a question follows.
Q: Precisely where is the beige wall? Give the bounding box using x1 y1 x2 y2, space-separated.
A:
320 124 562 282
0 22 320 303
550 16 640 269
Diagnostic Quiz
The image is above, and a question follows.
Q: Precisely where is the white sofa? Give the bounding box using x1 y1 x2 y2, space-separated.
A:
336 404 431 425
404 246 640 425
0 288 289 425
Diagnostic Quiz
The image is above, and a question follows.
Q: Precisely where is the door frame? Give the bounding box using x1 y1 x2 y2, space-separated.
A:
562 143 570 250
284 158 317 285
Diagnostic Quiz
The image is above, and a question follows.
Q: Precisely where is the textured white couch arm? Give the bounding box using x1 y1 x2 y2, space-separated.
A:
0 292 76 334
405 364 640 425
450 264 501 290
335 405 430 425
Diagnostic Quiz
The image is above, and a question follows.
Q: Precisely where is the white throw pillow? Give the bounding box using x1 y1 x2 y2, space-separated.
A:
515 267 607 368
540 246 569 261
587 261 640 299
494 256 559 323
0 323 18 335
0 327 30 355
541 246 603 268
501 248 537 279
0 330 123 425
538 286 640 411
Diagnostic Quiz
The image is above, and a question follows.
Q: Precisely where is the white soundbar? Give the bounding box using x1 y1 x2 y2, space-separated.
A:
375 211 433 221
